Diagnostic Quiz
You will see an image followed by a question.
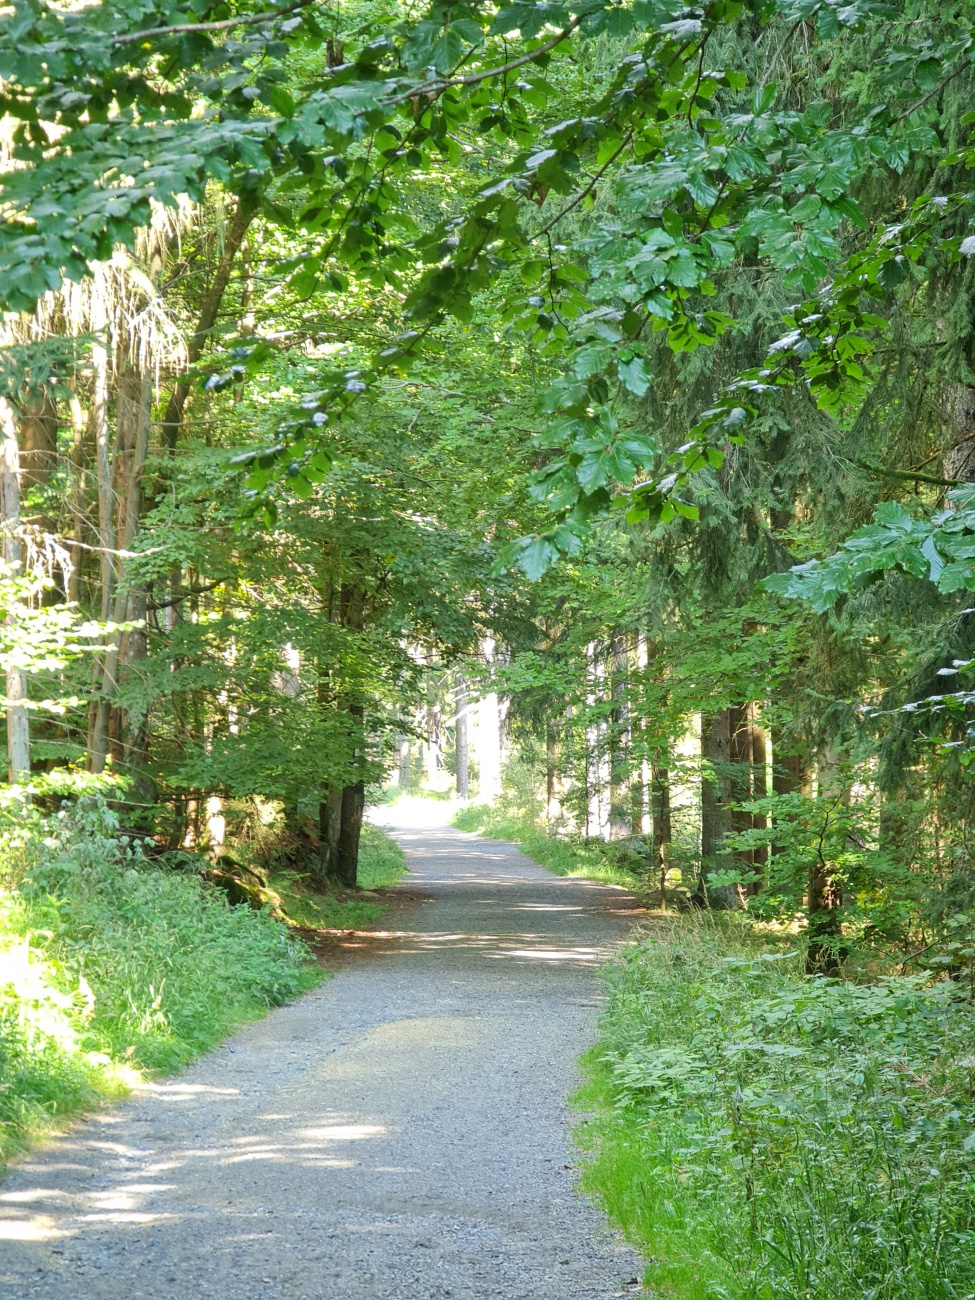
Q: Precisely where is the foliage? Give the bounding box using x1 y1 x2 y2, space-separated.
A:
269 823 407 928
577 918 975 1300
0 793 318 1161
765 488 975 613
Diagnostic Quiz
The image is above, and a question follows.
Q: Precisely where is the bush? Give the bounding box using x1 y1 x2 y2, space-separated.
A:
0 795 319 1161
577 917 975 1300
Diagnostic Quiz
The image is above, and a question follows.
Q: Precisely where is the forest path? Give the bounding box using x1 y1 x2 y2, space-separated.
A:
0 808 646 1299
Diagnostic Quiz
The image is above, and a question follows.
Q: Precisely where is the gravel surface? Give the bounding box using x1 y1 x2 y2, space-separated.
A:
0 809 647 1298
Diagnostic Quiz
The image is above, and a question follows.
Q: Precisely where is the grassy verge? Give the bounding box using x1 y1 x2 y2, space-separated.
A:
269 823 408 929
576 916 975 1300
452 804 647 890
0 796 323 1164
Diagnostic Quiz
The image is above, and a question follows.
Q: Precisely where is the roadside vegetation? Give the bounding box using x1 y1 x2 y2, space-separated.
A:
0 793 405 1164
576 918 975 1300
453 803 648 892
457 790 975 1298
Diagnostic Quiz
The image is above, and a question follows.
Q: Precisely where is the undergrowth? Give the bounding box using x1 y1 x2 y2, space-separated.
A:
452 804 648 891
0 794 320 1164
270 823 407 929
576 916 975 1300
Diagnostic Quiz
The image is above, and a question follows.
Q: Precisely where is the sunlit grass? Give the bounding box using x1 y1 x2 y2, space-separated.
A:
451 804 647 891
0 802 322 1164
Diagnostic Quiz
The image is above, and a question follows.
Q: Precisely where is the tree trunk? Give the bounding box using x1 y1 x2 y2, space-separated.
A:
160 196 256 452
729 702 754 865
609 635 631 840
771 729 810 859
0 398 29 782
698 709 734 906
318 781 343 878
545 719 562 823
805 741 846 975
336 774 365 889
478 636 502 802
19 392 58 491
455 671 469 798
750 708 768 883
651 762 672 908
90 370 150 774
67 383 87 606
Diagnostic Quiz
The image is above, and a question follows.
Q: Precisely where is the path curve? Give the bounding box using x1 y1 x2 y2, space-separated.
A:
0 810 645 1299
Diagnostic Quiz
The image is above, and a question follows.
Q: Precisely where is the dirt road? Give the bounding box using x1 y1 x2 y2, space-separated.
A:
0 811 645 1299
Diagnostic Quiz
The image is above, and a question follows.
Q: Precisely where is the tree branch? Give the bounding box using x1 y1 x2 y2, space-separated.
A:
114 0 315 46
383 18 583 108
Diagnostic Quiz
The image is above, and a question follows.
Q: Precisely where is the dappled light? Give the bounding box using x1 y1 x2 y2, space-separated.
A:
0 822 643 1296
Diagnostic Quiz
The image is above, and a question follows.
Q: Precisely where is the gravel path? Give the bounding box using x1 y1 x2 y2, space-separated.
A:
0 810 646 1298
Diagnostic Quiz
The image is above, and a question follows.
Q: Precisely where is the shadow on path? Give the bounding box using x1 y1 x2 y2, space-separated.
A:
0 810 646 1299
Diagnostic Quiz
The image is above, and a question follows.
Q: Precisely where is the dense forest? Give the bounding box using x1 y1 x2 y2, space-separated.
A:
6 0 975 1294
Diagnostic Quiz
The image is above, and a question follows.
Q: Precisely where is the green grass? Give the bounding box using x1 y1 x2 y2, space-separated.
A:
270 823 408 929
576 915 975 1299
452 803 648 891
0 797 321 1163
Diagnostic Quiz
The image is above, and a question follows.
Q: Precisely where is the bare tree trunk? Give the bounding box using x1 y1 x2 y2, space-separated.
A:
651 763 672 908
478 637 502 802
806 741 847 975
545 719 562 823
609 635 631 840
325 585 367 887
19 393 58 491
0 398 29 782
750 708 768 884
729 703 755 897
90 285 114 621
318 782 343 878
336 770 365 888
67 383 87 606
90 370 150 774
424 651 441 785
698 709 734 907
771 729 810 859
455 671 469 798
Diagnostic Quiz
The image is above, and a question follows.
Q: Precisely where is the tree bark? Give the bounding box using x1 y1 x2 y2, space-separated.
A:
336 770 365 889
455 671 469 798
750 708 768 875
651 762 672 907
67 383 87 606
160 196 256 452
0 398 29 782
19 393 58 490
805 741 846 975
545 718 562 823
698 709 734 906
609 635 631 840
90 370 150 774
318 781 343 878
477 636 502 802
771 728 810 859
